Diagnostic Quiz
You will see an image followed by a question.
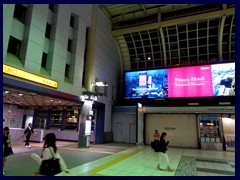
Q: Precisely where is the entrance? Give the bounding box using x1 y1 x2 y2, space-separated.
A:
222 114 235 151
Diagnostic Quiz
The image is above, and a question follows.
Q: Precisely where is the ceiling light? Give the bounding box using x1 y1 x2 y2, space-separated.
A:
147 57 151 60
91 82 108 86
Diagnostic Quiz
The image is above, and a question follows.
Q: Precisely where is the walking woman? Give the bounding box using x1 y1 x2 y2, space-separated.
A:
151 129 160 151
31 133 69 176
3 127 14 175
22 123 35 148
153 129 160 143
156 132 174 171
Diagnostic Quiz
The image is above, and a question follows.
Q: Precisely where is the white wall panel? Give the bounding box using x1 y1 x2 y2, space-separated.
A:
145 114 198 148
112 113 136 143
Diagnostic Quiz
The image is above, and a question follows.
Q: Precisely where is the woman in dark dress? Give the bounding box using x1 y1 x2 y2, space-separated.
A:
156 132 174 171
3 127 14 175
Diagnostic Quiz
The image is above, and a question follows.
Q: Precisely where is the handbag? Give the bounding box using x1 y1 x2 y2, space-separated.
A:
39 148 61 176
151 141 160 152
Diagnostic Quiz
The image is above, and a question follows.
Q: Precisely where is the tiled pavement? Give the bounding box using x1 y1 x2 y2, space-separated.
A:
3 141 235 176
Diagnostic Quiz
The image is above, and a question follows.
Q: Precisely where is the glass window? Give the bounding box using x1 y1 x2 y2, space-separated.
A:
127 42 134 48
154 60 162 67
198 21 207 29
140 32 149 40
124 34 132 42
136 48 143 54
189 48 197 55
209 27 218 36
188 23 196 31
49 4 54 12
198 29 207 37
146 60 153 68
151 38 160 45
139 61 145 69
7 36 22 57
152 45 160 52
50 110 62 129
65 64 70 78
168 28 176 35
129 48 136 55
143 40 150 46
70 15 75 28
177 25 186 33
45 23 51 39
180 48 187 56
13 4 27 24
67 39 72 52
144 47 151 53
35 110 48 129
135 41 142 47
199 117 222 144
171 58 179 65
41 52 48 68
169 35 177 42
188 31 197 39
199 37 207 45
178 32 187 41
149 30 158 38
131 62 137 69
132 33 140 41
65 110 78 130
179 40 187 47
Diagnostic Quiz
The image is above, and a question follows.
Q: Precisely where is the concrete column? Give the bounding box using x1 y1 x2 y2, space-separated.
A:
137 111 144 145
78 100 93 147
84 4 98 92
78 5 98 147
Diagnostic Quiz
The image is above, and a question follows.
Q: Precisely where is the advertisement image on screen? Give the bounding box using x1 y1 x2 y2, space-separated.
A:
125 69 168 99
211 63 235 96
124 62 235 99
168 65 213 98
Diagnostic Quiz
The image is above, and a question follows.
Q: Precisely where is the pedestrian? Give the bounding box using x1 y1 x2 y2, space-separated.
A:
151 129 160 151
22 123 35 148
153 129 160 143
3 127 14 175
156 132 174 171
31 133 69 176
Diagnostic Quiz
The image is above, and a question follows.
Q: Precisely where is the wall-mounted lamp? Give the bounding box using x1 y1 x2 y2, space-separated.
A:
80 91 104 102
91 82 108 87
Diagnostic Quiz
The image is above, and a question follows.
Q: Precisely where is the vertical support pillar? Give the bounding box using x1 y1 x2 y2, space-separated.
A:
78 4 98 147
78 100 93 147
137 110 144 145
218 16 226 62
78 114 88 147
84 4 98 92
159 27 167 67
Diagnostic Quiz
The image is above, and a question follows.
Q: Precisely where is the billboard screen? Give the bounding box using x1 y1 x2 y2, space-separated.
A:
124 62 235 99
125 69 168 99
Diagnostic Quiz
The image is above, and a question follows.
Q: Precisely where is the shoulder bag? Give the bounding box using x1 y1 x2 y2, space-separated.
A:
39 148 61 176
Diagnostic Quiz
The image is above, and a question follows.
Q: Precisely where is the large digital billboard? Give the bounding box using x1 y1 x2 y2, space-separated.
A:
125 69 168 99
124 62 235 99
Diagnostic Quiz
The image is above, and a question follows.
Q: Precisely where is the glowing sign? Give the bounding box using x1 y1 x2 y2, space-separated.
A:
85 120 91 135
3 64 58 88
